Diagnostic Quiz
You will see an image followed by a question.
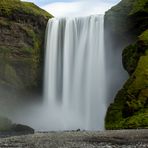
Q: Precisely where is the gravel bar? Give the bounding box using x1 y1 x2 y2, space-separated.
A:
0 129 147 148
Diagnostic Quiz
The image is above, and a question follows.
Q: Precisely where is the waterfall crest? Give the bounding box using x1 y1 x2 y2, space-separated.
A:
44 15 106 130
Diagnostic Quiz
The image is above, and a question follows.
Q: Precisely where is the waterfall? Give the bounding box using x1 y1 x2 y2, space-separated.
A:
44 15 106 131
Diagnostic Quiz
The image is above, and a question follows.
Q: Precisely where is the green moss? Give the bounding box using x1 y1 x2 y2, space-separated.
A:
139 29 148 47
23 2 53 18
123 109 148 129
130 0 148 14
122 44 143 75
140 30 148 41
0 0 53 19
20 26 39 52
0 0 52 92
105 89 127 129
4 63 23 87
105 55 148 129
122 29 148 75
20 47 33 54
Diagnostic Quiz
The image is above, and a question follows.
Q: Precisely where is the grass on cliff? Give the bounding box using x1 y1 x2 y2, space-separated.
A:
105 29 148 130
106 51 148 130
139 30 148 47
130 0 148 14
0 0 53 18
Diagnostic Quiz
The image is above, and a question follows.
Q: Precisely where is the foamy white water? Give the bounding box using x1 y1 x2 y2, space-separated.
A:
44 15 106 131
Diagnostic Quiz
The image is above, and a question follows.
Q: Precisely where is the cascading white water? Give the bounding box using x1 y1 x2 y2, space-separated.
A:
44 15 106 131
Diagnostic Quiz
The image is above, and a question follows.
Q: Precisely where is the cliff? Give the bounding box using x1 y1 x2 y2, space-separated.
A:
105 0 148 129
0 0 52 91
0 0 53 131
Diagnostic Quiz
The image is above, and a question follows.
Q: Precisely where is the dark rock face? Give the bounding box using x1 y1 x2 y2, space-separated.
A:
0 117 34 135
0 0 53 91
0 116 34 137
105 0 148 129
11 124 34 134
104 0 135 47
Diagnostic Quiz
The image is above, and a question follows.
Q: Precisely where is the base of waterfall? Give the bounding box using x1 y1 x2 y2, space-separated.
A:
0 130 147 147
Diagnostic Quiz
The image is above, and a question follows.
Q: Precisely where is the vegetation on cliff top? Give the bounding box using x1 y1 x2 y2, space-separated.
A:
130 0 148 14
0 0 52 19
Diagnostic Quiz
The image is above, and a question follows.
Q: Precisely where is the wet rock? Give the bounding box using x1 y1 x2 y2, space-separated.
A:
11 124 34 134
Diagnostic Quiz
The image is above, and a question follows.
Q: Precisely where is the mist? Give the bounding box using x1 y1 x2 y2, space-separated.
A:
0 13 130 132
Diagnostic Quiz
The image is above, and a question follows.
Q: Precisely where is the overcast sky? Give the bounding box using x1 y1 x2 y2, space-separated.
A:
22 0 121 17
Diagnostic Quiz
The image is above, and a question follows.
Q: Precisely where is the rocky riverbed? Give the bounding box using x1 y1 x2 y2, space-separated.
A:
0 129 147 148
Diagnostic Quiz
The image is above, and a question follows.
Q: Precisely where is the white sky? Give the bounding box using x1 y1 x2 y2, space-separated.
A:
22 0 121 17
